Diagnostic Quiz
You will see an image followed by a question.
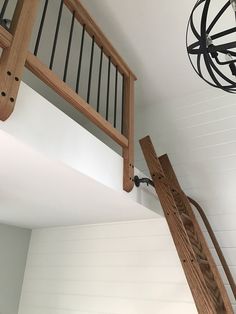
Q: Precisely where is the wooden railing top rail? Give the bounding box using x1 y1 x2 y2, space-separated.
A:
64 0 137 80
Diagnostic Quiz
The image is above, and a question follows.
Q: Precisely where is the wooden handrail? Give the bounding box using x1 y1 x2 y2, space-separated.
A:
0 0 136 192
188 197 236 300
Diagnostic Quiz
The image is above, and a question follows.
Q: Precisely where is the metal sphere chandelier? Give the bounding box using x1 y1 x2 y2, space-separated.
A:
186 0 236 93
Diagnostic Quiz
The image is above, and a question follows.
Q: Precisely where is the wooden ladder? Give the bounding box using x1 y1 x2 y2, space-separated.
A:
139 136 233 314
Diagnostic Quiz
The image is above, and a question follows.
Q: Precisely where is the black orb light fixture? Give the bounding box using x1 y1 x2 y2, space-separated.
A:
186 0 236 93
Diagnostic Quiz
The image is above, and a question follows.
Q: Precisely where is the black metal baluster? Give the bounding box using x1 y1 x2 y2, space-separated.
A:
106 56 111 120
49 0 63 70
121 73 125 134
34 0 49 56
63 10 75 82
97 46 103 112
76 24 86 93
0 0 9 19
87 36 95 103
113 65 118 128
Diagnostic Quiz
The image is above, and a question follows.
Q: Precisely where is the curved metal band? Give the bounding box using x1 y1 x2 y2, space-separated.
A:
187 0 236 93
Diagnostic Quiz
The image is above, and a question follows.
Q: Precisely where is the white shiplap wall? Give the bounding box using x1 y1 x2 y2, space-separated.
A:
18 219 197 314
135 88 236 312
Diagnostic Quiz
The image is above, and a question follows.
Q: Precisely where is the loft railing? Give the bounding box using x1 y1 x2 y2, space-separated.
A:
0 0 136 192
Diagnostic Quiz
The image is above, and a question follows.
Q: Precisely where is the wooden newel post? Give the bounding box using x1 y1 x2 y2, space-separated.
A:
0 0 39 121
123 73 135 192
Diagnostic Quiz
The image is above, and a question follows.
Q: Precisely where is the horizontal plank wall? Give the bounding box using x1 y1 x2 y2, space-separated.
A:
18 219 197 314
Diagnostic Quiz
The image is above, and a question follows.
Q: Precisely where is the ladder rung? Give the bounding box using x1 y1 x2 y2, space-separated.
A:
181 212 192 223
198 257 209 265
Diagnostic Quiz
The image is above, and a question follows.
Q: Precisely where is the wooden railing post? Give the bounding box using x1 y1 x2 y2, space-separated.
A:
123 73 135 192
0 0 39 121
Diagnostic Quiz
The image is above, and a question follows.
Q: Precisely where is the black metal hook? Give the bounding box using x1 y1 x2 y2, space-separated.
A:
134 175 154 188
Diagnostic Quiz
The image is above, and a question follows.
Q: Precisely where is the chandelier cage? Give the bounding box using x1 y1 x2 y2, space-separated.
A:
186 0 236 93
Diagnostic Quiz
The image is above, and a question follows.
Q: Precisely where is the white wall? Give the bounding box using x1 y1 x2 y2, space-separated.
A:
135 88 236 312
0 224 31 314
18 218 197 314
0 82 161 229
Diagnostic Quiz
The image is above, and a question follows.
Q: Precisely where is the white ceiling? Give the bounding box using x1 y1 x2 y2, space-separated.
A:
81 0 209 106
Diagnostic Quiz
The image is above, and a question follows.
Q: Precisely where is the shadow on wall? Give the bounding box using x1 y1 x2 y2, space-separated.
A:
0 224 31 314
